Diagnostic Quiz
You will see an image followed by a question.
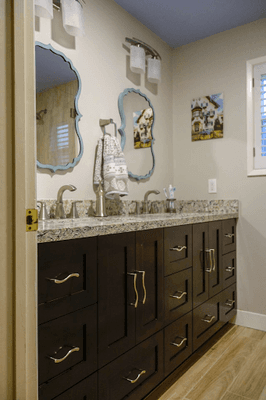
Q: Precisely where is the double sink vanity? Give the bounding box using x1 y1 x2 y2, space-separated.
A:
37 200 238 400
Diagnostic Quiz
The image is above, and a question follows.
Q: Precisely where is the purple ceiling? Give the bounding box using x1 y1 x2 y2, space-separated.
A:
113 0 266 48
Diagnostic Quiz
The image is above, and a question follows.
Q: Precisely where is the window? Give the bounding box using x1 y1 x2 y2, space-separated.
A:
247 56 266 176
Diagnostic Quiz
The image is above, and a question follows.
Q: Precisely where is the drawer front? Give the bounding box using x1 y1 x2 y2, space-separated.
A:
164 225 192 276
51 373 98 400
98 331 164 400
222 219 236 254
165 268 192 325
193 293 223 351
39 305 97 399
221 284 237 323
164 312 192 377
38 237 97 324
222 251 236 288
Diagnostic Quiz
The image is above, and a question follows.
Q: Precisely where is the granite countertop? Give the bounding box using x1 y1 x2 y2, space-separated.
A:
37 210 239 243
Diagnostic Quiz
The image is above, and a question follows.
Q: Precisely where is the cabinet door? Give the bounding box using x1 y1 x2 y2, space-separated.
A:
39 305 97 400
98 232 136 368
164 312 193 377
165 268 192 325
193 223 209 308
136 229 164 343
221 284 237 323
222 219 236 254
208 221 223 297
98 331 164 400
38 237 97 324
164 225 192 276
222 251 236 288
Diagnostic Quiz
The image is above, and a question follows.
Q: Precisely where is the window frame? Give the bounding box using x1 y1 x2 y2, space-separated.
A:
247 55 266 176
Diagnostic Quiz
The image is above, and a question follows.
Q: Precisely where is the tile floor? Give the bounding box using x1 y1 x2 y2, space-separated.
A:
158 324 266 400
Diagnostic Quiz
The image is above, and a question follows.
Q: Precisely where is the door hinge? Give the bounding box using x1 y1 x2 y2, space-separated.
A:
253 78 255 88
26 209 38 232
253 147 256 157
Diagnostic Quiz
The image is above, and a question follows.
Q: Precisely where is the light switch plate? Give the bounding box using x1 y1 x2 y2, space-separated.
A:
208 179 217 193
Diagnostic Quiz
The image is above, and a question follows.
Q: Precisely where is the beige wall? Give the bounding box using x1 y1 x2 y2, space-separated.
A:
35 0 174 201
172 19 266 318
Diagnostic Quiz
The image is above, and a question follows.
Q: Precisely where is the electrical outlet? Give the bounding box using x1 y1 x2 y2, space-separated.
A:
208 179 217 193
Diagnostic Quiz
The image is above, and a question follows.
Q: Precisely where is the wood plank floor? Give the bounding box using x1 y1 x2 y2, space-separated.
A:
158 324 266 400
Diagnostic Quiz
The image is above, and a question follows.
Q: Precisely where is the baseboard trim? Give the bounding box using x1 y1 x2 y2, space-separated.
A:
235 309 266 332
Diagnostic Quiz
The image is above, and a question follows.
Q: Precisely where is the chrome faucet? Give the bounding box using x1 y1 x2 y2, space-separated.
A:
55 184 77 219
143 190 160 213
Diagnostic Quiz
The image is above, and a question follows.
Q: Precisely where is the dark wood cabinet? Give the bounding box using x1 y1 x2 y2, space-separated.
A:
98 232 136 368
135 229 164 343
38 237 97 324
193 221 223 308
38 217 237 400
98 230 164 367
98 331 164 400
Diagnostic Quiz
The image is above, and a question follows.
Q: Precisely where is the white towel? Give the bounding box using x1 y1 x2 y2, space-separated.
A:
94 135 129 199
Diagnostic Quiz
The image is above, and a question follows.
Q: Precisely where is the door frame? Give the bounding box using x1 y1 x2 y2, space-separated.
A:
13 0 38 398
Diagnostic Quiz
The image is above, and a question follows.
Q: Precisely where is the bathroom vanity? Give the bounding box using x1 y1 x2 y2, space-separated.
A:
37 207 237 400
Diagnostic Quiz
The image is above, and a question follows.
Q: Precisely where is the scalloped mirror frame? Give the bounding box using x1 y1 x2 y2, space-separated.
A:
118 88 155 181
35 42 83 172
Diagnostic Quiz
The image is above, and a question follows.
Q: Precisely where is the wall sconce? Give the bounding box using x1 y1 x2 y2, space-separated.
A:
34 0 85 37
126 37 162 84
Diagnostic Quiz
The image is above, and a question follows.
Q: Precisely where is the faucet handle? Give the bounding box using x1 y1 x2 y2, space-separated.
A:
37 201 49 221
67 201 82 219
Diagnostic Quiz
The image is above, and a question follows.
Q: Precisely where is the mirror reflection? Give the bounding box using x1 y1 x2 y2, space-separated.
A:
118 89 155 180
35 43 83 172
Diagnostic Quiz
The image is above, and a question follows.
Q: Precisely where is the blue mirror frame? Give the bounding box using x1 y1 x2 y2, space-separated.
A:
118 88 155 181
35 42 83 172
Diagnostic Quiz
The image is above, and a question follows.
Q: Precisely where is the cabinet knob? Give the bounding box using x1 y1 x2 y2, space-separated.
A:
124 369 146 384
201 314 215 323
205 249 215 272
47 273 80 284
225 233 234 238
137 270 147 304
225 266 235 272
49 346 80 364
127 272 139 308
170 337 187 347
225 299 235 307
170 291 187 300
170 245 187 252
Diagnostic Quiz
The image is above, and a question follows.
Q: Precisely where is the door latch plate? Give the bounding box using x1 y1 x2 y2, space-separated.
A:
26 209 38 232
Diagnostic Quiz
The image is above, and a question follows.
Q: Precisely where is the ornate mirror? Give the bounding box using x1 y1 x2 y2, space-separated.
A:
118 88 155 180
35 42 83 172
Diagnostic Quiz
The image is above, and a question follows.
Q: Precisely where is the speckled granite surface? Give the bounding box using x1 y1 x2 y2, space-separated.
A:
37 200 239 243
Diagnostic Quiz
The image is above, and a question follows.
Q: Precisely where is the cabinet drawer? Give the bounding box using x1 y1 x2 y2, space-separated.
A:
98 331 164 400
222 219 236 254
39 305 97 399
221 284 237 323
193 294 223 351
164 225 192 276
164 312 192 377
222 251 236 288
165 268 192 325
52 373 97 400
38 237 97 324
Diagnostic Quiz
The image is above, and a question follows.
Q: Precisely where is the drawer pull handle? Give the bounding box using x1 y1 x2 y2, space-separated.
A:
49 346 80 364
128 272 138 308
225 299 235 307
225 233 234 238
205 249 215 272
124 369 146 384
171 337 187 347
225 266 235 272
47 273 80 284
202 314 215 323
170 245 187 252
138 271 147 304
170 291 187 300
